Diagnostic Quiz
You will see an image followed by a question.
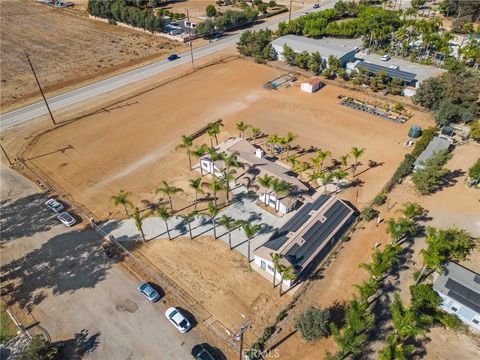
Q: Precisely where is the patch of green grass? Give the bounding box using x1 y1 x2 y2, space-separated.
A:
0 309 18 342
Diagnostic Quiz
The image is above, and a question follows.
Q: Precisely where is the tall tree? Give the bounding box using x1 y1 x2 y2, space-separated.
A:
279 264 296 296
385 217 417 245
378 333 415 360
222 168 237 203
317 171 335 193
207 121 223 146
111 189 133 216
175 135 194 170
189 177 205 210
156 181 183 211
181 210 198 239
390 293 426 341
270 252 283 288
250 127 261 144
284 132 298 159
236 121 250 138
267 133 279 156
315 149 332 173
270 178 291 211
333 169 348 192
351 146 366 176
191 144 209 176
218 215 239 250
157 206 173 240
257 174 274 205
203 174 224 208
396 202 426 220
206 201 219 239
340 153 350 168
132 206 150 242
242 222 261 262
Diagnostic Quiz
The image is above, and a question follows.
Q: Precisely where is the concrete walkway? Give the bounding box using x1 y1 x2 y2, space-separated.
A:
100 187 294 259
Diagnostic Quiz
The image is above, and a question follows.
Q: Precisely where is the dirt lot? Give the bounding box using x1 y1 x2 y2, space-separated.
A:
0 0 183 109
12 58 432 220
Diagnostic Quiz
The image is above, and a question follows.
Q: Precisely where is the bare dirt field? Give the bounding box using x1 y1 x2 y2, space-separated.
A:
13 58 433 220
0 0 184 109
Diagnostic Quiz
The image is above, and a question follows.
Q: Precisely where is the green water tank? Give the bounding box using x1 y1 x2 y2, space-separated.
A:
408 125 422 138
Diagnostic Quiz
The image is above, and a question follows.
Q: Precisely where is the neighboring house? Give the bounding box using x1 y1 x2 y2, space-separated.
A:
413 136 453 171
253 194 356 288
199 137 308 214
271 35 362 67
433 262 480 332
300 77 324 93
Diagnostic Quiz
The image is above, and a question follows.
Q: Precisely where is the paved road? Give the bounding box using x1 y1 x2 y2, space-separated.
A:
0 164 206 360
0 0 338 130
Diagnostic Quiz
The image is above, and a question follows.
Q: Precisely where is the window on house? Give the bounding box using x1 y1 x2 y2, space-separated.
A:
260 260 266 270
451 306 458 312
473 319 479 325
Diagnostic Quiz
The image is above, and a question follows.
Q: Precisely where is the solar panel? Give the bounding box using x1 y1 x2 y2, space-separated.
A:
356 62 416 83
445 279 480 313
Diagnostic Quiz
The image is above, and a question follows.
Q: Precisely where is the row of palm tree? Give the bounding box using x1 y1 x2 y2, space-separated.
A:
265 132 298 159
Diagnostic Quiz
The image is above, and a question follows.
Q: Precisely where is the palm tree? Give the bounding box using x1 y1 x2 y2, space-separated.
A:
317 171 335 193
315 149 332 172
250 127 261 144
267 133 279 156
157 206 173 240
206 201 219 239
396 202 425 220
390 293 426 341
284 132 298 159
257 174 273 205
236 121 249 138
222 168 237 203
270 178 291 212
156 181 183 211
175 135 194 170
242 223 261 262
189 177 205 210
111 189 133 216
181 210 198 239
205 147 223 175
223 151 242 174
287 156 300 171
270 253 283 288
203 175 224 208
277 137 288 159
218 215 238 250
132 206 150 242
191 144 209 176
378 333 415 360
354 277 377 305
279 264 296 296
351 147 366 176
340 153 350 168
333 170 348 192
386 218 416 245
207 121 224 146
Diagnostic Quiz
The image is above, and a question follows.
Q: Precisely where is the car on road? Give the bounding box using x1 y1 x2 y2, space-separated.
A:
389 64 399 70
192 344 216 360
167 54 179 61
381 54 391 61
45 198 64 213
313 3 320 8
56 212 76 227
165 307 191 333
137 282 161 302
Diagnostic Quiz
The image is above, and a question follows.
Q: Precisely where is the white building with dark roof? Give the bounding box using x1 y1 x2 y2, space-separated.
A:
253 194 356 288
433 262 480 331
271 35 362 67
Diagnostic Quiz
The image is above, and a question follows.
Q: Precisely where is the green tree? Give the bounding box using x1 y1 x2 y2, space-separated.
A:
242 223 261 262
191 144 209 176
250 127 261 144
295 51 310 70
411 0 426 9
308 51 324 74
396 202 426 220
315 171 335 193
218 215 239 250
156 181 183 210
282 44 296 66
354 277 377 305
350 146 366 176
314 149 332 173
111 189 133 216
295 306 331 342
385 217 417 244
181 210 198 239
390 293 426 341
257 174 274 204
207 121 223 146
19 335 57 360
468 158 480 184
157 206 173 240
175 135 194 169
222 168 237 203
278 264 295 296
412 150 452 195
189 177 205 210
206 201 219 239
206 4 217 17
195 19 215 38
132 206 150 242
333 169 348 192
236 121 250 138
203 175 224 208
435 100 461 126
270 252 283 288
284 132 298 159
470 121 480 142
378 333 415 360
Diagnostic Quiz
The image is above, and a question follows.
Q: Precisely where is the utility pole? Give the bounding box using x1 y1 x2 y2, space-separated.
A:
235 315 251 360
186 9 195 70
25 52 56 126
288 0 292 21
0 144 14 166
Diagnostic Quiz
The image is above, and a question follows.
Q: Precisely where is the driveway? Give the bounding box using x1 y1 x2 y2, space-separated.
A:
0 164 204 359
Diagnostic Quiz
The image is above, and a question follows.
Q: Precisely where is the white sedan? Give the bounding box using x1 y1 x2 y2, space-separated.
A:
165 307 191 333
57 212 76 227
45 198 64 213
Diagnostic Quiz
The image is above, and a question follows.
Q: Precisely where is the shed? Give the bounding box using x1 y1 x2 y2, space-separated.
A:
301 77 323 93
413 136 452 171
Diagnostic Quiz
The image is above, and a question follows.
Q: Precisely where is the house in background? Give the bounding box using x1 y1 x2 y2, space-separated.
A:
413 136 453 171
253 194 356 288
199 137 308 215
300 77 324 93
271 35 362 67
433 262 480 332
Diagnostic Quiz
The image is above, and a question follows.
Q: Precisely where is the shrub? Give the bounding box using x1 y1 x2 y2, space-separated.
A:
372 193 387 206
383 154 416 193
412 127 436 158
470 120 480 142
361 206 378 222
412 150 452 195
295 306 330 342
439 313 464 330
19 335 57 360
468 159 480 181
275 309 288 322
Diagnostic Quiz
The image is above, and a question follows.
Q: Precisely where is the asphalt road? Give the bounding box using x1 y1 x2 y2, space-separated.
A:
0 164 206 360
0 0 338 130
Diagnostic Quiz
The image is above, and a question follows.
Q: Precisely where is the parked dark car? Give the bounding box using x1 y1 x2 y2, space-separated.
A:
167 54 179 61
192 344 216 360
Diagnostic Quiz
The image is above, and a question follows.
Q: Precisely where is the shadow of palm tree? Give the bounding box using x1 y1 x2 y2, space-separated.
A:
56 329 101 360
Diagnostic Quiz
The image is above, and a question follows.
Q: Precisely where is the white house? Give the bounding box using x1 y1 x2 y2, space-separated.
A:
300 77 324 93
433 262 480 332
253 194 356 289
199 138 308 215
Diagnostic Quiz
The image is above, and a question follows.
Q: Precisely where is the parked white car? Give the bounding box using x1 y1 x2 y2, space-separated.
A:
57 212 76 227
165 307 191 333
381 54 391 61
45 198 64 213
389 64 399 70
